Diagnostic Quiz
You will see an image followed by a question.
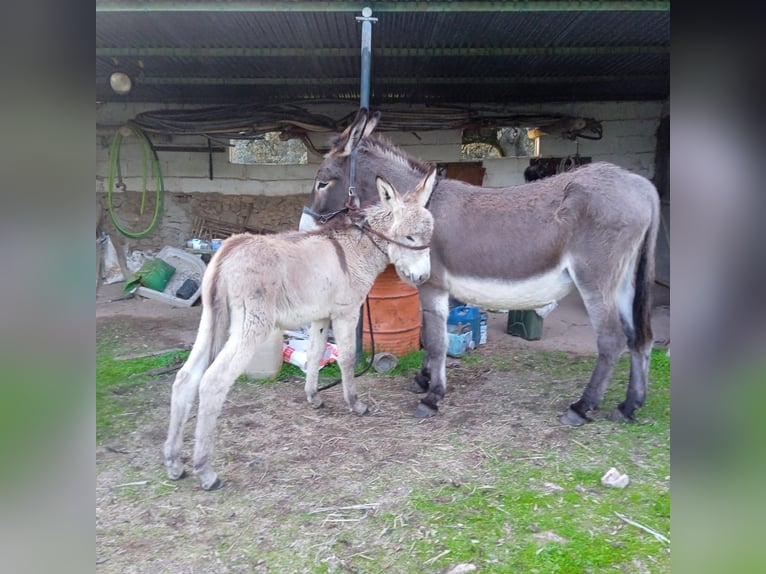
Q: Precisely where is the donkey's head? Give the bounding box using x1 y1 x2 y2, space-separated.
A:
361 167 436 286
300 107 428 231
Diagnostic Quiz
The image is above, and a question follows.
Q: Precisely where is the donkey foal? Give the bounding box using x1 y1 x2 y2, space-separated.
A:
163 170 436 490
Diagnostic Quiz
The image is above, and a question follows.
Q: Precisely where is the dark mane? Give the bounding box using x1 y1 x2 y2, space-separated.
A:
363 134 430 177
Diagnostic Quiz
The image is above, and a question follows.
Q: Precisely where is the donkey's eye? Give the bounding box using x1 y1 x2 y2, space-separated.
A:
316 181 330 191
406 235 414 242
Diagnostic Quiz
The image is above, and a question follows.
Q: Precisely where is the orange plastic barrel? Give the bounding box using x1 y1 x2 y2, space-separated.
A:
362 265 422 355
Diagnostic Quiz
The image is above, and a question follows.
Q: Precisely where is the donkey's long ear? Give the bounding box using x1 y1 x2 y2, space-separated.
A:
362 110 381 137
334 108 370 157
414 165 438 207
376 175 403 210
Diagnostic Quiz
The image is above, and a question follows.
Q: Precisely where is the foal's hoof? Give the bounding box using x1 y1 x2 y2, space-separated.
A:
354 404 371 416
202 477 224 491
169 469 187 481
414 401 438 418
559 408 591 427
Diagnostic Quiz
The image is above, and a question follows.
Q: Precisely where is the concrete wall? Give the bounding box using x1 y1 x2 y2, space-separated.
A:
96 100 665 252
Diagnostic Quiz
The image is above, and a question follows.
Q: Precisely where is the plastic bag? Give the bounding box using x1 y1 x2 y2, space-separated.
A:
99 233 125 285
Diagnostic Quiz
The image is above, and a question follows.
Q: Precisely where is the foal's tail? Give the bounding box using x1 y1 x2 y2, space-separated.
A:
199 250 231 365
631 193 660 352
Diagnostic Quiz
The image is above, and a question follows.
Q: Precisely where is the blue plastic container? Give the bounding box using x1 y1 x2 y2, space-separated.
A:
448 305 482 348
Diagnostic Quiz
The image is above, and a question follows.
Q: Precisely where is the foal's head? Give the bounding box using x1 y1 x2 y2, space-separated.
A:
361 167 436 286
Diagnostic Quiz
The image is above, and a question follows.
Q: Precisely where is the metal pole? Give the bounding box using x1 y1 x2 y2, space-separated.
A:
356 7 377 108
355 7 377 366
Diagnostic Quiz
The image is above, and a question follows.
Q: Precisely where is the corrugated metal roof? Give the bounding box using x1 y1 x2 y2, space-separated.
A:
96 1 669 106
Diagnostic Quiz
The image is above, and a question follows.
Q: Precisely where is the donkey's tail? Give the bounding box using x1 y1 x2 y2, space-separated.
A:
199 252 230 365
631 192 660 351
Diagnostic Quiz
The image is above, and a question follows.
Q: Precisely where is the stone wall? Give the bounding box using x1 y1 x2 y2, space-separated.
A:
96 190 309 253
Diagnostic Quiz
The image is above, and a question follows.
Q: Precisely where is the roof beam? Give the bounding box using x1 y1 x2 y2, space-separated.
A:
98 46 669 58
97 74 667 86
96 1 670 13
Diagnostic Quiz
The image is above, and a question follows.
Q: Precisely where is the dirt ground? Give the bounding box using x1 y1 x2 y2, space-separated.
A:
96 280 670 573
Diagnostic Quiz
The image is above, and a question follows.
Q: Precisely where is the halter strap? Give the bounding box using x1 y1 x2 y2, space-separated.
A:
356 220 430 251
301 205 348 224
346 146 361 210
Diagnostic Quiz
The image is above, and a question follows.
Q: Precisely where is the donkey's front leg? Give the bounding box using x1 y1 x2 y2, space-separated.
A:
414 286 450 418
333 315 369 415
304 319 330 409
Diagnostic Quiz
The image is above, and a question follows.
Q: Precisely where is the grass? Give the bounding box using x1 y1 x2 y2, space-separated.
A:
268 348 671 574
96 337 190 442
379 349 671 573
96 333 670 573
236 348 670 574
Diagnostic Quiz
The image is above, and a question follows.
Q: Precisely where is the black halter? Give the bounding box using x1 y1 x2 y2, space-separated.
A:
346 146 361 210
302 144 362 224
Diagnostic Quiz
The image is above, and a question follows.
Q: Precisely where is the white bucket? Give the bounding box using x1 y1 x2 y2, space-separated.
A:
243 330 284 379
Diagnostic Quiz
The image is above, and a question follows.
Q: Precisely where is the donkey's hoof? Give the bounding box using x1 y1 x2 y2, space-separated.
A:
202 477 223 491
609 407 636 424
409 373 430 394
407 380 428 394
414 401 438 418
559 408 590 427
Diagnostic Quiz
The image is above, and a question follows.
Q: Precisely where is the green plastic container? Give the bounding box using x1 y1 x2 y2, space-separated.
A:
124 258 176 294
506 310 543 341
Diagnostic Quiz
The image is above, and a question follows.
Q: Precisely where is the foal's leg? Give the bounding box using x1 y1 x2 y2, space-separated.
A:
560 288 626 426
304 319 330 409
164 307 216 480
413 285 450 418
192 327 260 490
333 315 369 415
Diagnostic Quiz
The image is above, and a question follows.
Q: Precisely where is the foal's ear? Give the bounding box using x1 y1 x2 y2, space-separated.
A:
376 175 401 207
336 107 370 157
415 166 438 207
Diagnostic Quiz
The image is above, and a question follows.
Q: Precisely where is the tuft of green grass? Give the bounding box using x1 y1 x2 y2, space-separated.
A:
96 339 189 442
394 347 671 573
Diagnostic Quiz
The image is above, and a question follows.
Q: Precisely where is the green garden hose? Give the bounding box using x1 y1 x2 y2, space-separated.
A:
107 121 164 239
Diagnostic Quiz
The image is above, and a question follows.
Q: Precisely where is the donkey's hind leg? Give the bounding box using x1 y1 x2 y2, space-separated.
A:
611 344 651 423
611 258 654 422
192 326 262 490
560 288 626 427
164 309 215 480
304 319 330 409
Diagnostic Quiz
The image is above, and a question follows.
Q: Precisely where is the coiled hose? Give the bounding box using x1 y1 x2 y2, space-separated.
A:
107 122 164 239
